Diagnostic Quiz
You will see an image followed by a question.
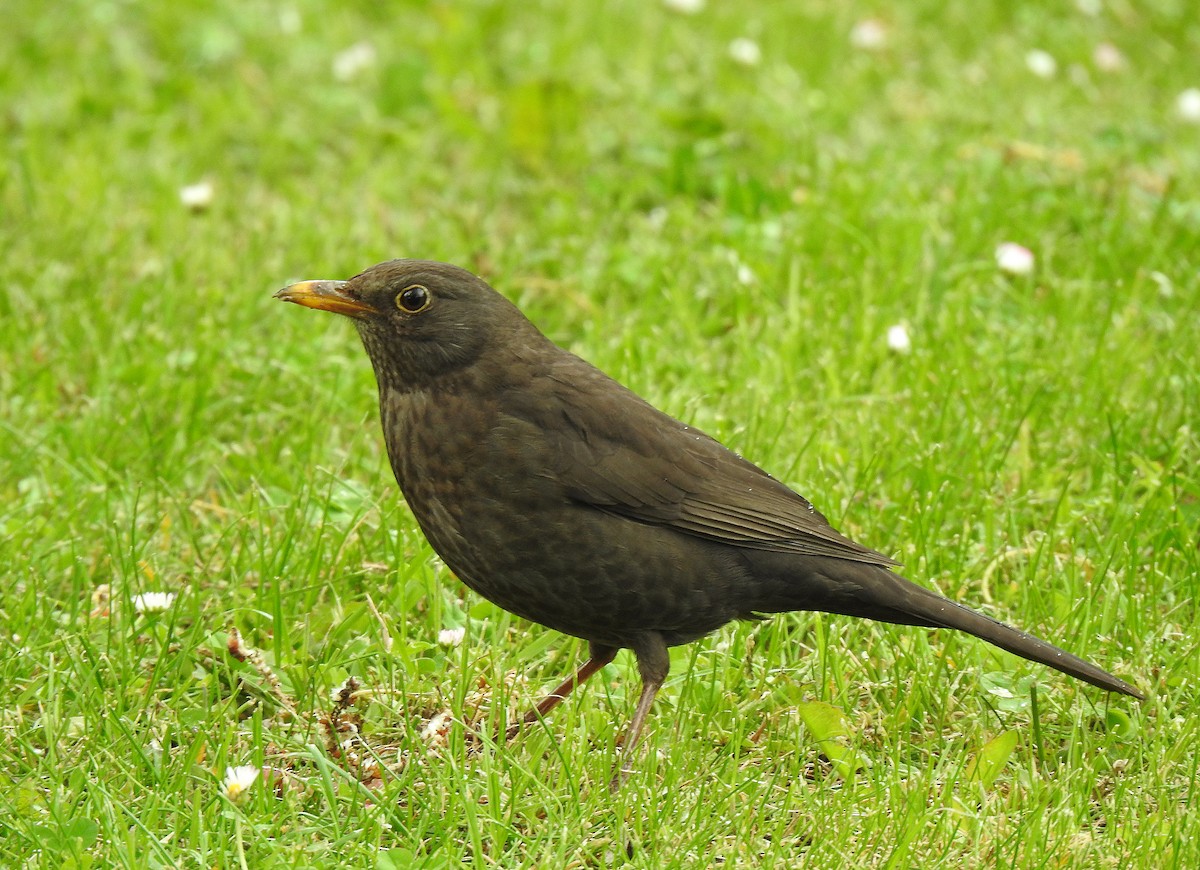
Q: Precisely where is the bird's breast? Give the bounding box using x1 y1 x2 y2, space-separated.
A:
377 386 552 575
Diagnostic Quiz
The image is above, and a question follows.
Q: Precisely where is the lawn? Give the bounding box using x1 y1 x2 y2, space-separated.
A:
2 0 1198 867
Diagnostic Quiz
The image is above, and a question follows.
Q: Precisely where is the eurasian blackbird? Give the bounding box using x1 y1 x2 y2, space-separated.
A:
276 259 1143 788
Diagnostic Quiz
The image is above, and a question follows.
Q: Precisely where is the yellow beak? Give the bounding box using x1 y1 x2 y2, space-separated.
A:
274 280 377 319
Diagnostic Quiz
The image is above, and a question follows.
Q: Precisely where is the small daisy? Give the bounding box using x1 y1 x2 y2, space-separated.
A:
728 38 762 67
886 324 912 354
332 42 376 81
223 765 260 801
1025 50 1057 79
438 627 466 647
278 6 301 35
178 181 214 211
1092 42 1124 72
849 19 887 51
1176 88 1200 123
133 592 176 614
662 0 704 13
421 711 454 746
995 242 1035 276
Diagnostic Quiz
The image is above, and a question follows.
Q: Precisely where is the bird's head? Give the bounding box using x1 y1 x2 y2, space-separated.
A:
276 259 535 389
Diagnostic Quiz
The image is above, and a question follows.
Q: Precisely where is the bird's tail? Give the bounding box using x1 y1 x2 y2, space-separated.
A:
789 558 1145 699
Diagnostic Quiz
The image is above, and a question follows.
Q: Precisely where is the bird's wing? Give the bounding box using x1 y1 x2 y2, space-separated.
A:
506 360 898 568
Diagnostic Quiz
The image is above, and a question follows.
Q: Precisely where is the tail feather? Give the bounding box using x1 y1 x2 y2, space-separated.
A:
895 580 1142 698
813 562 1145 699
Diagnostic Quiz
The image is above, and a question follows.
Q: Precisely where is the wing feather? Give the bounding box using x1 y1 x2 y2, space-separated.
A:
505 357 898 568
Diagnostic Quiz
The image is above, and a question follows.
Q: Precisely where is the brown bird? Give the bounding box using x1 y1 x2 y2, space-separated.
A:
276 259 1142 788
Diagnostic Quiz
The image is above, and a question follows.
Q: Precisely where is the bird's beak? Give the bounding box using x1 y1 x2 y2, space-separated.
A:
274 280 378 319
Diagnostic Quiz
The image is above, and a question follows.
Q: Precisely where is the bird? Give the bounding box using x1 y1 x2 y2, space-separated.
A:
276 259 1143 788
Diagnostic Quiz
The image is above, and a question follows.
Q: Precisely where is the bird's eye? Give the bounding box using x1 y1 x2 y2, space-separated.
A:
396 284 431 313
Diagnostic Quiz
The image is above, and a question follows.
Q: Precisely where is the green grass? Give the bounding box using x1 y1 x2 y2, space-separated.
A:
2 0 1198 866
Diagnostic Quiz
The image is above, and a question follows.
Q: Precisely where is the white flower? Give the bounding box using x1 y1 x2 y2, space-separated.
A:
278 7 301 35
438 627 466 647
995 242 1035 276
332 42 376 81
133 592 176 614
1092 42 1124 72
1075 0 1101 15
728 38 762 67
662 0 704 13
1025 50 1057 79
735 264 756 286
178 181 214 211
1177 88 1200 123
849 19 887 50
223 765 259 800
421 711 453 746
886 324 911 354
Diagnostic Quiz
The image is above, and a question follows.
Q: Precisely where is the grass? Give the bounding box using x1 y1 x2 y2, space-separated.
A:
2 0 1198 866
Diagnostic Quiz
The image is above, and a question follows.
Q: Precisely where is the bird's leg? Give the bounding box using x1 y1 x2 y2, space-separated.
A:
610 633 669 792
506 643 617 740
